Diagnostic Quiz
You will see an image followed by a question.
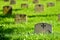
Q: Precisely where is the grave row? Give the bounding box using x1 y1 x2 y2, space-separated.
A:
3 5 59 24
4 0 60 3
4 0 55 12
3 2 55 15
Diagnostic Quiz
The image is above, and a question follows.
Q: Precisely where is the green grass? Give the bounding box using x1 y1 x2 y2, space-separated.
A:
0 0 60 40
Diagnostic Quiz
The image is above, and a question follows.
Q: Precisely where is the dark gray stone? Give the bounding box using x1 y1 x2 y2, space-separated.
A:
34 23 52 34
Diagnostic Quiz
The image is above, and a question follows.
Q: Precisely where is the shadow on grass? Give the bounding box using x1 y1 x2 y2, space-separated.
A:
0 10 2 12
0 13 58 18
0 22 15 24
0 14 15 18
0 9 22 12
13 9 22 11
4 28 16 34
0 26 11 40
0 25 16 40
28 14 58 18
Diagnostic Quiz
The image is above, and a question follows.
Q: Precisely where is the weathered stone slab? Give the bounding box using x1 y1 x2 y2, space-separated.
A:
23 0 28 1
34 23 52 34
33 0 39 3
10 0 16 4
15 14 27 23
58 14 60 21
21 4 28 8
3 6 12 15
47 2 55 7
34 4 44 12
56 0 60 1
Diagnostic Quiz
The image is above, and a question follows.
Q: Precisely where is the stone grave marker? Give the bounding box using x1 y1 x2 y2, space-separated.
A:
3 6 12 15
34 23 52 34
15 14 27 23
4 0 9 2
21 4 28 8
56 0 60 1
34 4 44 12
58 14 60 21
10 0 16 4
47 2 55 7
42 0 46 1
23 0 28 1
33 0 39 3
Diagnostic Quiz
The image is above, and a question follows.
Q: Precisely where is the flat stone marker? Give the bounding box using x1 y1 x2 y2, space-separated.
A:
34 4 44 12
33 0 39 3
34 23 52 34
56 0 60 1
23 0 28 1
15 14 27 23
3 6 12 15
10 0 16 4
47 2 55 7
21 4 28 8
58 14 60 21
4 0 9 2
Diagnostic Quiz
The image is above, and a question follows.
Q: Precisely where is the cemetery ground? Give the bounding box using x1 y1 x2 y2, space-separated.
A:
0 0 60 40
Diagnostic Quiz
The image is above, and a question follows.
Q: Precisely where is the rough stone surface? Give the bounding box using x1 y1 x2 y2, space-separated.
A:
34 4 44 12
34 23 52 34
10 0 16 4
15 14 27 23
47 2 55 7
33 0 39 3
21 4 28 8
58 14 60 21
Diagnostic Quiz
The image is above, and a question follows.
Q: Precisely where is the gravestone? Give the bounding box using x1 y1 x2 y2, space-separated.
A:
33 0 39 3
42 0 46 1
15 14 27 23
23 0 28 1
10 0 16 4
56 0 60 1
58 14 60 21
4 0 9 2
34 23 52 34
21 4 28 8
3 6 12 15
34 4 44 12
47 2 55 7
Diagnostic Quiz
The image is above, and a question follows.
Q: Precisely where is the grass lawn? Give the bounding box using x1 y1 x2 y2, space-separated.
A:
0 0 60 40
